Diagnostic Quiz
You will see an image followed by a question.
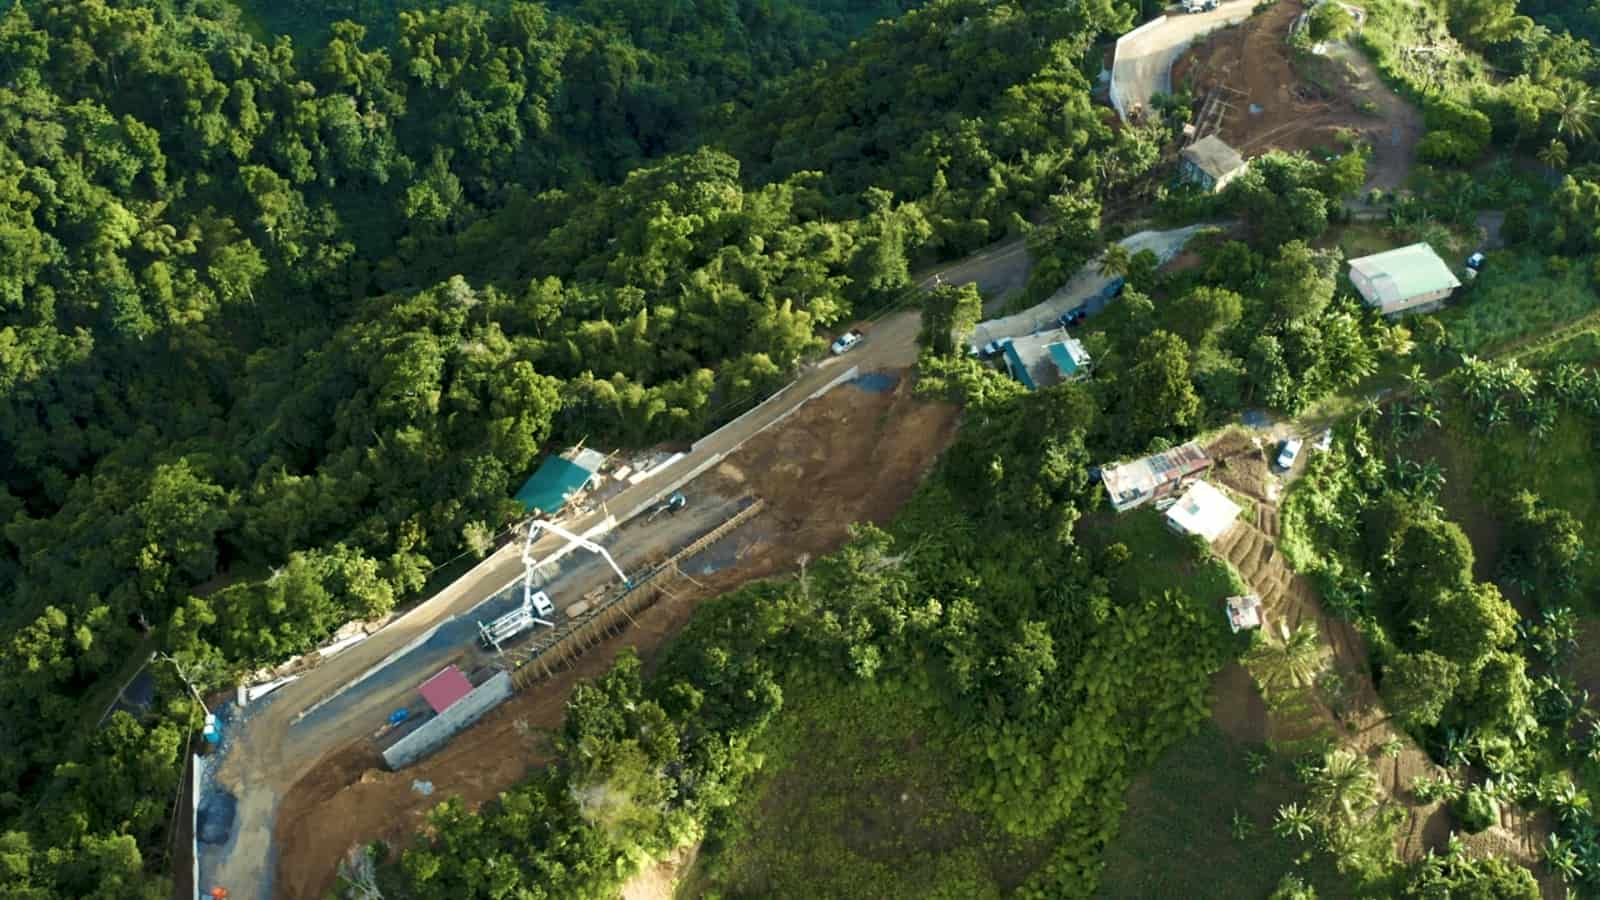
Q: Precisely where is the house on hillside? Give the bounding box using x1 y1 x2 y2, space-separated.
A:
1179 135 1248 193
1226 594 1263 633
514 447 607 516
1348 242 1461 316
1098 442 1211 512
1164 480 1241 543
1001 329 1092 391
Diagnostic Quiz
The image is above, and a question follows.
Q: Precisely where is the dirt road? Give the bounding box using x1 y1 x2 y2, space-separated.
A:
1170 2 1421 196
194 238 1020 898
1111 1 1255 120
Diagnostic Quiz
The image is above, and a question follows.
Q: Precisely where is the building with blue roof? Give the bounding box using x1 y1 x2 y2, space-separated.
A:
1000 328 1092 391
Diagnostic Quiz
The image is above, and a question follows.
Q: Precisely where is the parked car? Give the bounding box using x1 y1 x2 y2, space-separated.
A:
1465 252 1486 280
979 338 1009 359
1313 429 1333 452
830 330 863 355
1276 437 1303 470
531 590 556 618
1058 306 1088 328
1183 0 1219 12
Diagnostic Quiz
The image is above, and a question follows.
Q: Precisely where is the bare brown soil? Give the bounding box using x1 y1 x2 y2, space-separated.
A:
270 373 960 899
1209 662 1269 743
1172 1 1422 192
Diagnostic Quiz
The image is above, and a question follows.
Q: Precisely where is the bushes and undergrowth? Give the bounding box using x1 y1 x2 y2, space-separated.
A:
364 369 1248 898
1281 352 1600 894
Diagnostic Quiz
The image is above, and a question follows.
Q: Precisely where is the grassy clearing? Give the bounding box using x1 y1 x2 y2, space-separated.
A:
1079 506 1249 604
1099 721 1351 899
1329 221 1409 260
680 679 1045 900
1439 252 1600 354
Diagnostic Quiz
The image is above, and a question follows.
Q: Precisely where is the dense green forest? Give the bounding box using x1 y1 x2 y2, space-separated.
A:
0 0 1149 894
372 368 1243 898
6 0 1600 892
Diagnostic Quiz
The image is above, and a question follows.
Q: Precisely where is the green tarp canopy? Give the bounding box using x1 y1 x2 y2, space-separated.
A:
514 456 595 515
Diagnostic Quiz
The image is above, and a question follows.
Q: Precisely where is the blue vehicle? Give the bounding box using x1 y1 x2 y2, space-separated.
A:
1058 306 1089 328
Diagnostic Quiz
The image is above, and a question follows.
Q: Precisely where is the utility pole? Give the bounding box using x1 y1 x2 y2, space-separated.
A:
152 651 221 744
151 651 210 716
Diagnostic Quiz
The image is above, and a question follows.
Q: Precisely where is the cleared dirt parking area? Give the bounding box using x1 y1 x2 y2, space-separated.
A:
1112 0 1255 119
1172 1 1422 192
270 372 961 898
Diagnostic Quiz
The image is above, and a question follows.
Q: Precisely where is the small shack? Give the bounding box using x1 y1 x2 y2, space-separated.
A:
514 447 606 516
1002 328 1093 391
1226 594 1263 633
1348 242 1461 316
418 665 473 715
1100 442 1212 512
1164 480 1242 543
1179 135 1248 193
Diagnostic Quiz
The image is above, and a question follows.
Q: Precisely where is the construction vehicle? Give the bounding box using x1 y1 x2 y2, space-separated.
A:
648 492 687 521
479 520 633 653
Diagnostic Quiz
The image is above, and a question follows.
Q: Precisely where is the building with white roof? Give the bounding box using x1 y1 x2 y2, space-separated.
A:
1164 480 1242 543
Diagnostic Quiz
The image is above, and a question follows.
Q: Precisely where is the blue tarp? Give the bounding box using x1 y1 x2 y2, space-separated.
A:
514 456 595 515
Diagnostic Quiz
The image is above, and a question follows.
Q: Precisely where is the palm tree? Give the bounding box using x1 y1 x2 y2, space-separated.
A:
1274 802 1317 841
1098 242 1132 280
1481 397 1510 431
1553 82 1598 144
1308 747 1380 823
1546 833 1582 883
1401 364 1434 402
1245 622 1331 700
1408 402 1442 431
1538 138 1570 171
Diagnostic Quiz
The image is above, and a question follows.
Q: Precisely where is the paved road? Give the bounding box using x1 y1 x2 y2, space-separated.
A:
920 236 1032 311
969 225 1214 347
197 235 1034 898
1111 1 1254 121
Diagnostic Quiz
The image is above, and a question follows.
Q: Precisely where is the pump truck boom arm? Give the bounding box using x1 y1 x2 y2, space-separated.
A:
522 519 632 588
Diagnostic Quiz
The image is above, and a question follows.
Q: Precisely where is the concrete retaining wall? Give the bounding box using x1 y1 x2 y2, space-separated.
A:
1109 15 1170 119
618 366 860 523
191 754 202 900
381 672 514 770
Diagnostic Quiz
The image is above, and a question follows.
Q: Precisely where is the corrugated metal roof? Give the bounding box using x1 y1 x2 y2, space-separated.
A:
515 454 598 514
418 665 473 714
1348 243 1460 305
1180 135 1246 179
1100 442 1211 510
1164 480 1241 542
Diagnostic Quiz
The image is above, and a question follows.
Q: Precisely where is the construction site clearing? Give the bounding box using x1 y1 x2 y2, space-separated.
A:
268 369 960 899
1171 0 1422 193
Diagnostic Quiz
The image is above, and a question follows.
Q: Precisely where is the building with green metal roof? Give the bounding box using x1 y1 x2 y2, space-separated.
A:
1348 243 1461 316
514 449 605 516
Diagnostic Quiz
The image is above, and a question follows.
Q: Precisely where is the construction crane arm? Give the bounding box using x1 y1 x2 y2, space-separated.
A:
522 519 632 587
